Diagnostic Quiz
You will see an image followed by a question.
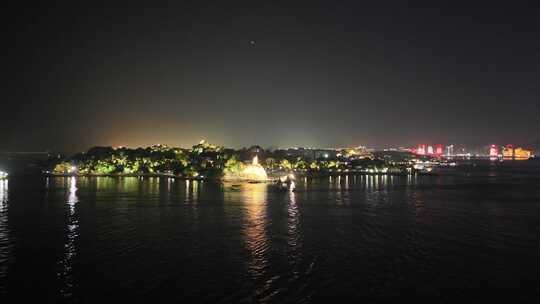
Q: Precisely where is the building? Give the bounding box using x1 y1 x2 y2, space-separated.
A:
343 146 372 159
417 144 426 155
502 144 533 160
435 144 443 155
503 145 514 158
489 145 499 158
446 145 454 156
414 144 443 157
514 147 532 160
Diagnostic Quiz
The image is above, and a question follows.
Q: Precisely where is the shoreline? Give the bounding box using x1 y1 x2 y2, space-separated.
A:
45 171 420 180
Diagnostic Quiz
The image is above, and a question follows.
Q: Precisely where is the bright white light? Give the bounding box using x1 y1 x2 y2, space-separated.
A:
68 176 78 211
225 156 268 181
241 163 268 181
0 171 8 179
0 180 7 205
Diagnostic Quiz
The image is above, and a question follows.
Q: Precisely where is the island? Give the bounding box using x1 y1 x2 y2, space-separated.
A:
46 140 443 180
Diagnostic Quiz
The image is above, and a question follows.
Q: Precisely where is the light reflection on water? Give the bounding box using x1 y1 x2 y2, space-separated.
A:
58 176 79 299
2 164 540 302
185 179 201 205
287 190 302 269
238 183 269 278
0 180 9 295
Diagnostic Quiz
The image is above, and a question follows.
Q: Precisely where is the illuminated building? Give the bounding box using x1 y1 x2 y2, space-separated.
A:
344 146 372 159
435 144 443 155
446 145 454 156
417 144 426 155
514 147 532 160
503 144 514 158
502 145 532 160
489 145 499 158
415 144 443 157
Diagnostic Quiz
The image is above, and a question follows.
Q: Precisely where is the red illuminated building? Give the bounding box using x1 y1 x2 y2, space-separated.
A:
414 144 443 157
435 144 443 156
417 144 426 155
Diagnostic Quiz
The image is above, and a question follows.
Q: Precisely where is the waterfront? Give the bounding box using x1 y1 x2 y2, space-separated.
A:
1 160 540 302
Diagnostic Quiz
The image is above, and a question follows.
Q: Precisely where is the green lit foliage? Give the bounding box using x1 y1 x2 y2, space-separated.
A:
175 150 190 167
328 160 338 169
94 160 116 174
224 156 245 174
53 162 73 174
293 158 308 170
191 140 223 155
51 141 400 177
279 159 292 170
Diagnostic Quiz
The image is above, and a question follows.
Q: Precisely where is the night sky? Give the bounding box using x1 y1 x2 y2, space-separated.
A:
4 2 540 153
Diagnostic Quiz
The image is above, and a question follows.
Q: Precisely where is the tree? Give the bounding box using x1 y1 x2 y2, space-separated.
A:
53 162 73 174
224 156 245 174
95 160 116 174
294 158 308 170
280 159 292 170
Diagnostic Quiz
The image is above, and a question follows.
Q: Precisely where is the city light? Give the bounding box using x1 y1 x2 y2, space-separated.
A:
489 145 499 158
446 145 454 156
417 144 426 155
414 144 443 157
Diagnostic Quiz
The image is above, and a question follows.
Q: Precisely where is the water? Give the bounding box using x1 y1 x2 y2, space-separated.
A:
1 160 540 302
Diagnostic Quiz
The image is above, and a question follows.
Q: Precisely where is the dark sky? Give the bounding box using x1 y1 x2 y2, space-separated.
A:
4 1 540 153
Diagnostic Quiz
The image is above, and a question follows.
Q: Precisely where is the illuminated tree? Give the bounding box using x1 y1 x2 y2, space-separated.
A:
224 156 245 174
328 160 338 169
280 159 292 170
293 158 308 170
191 140 222 155
53 162 73 174
94 160 116 174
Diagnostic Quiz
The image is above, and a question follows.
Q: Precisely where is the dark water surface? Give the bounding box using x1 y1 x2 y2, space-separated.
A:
1 160 540 302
